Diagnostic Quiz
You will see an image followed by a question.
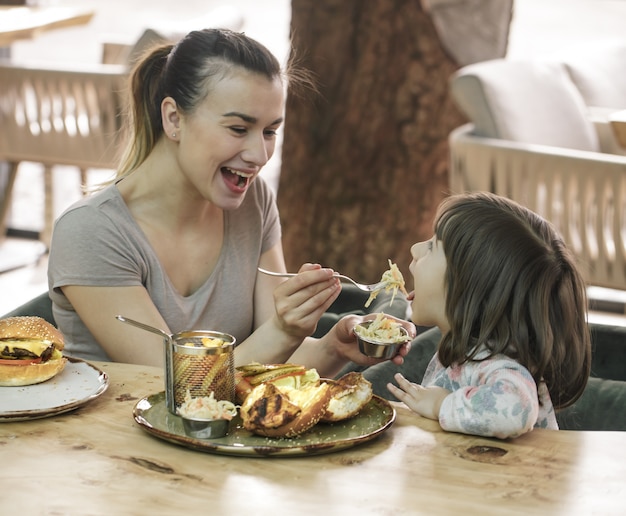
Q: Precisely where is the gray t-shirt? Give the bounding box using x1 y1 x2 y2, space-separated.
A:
48 178 281 361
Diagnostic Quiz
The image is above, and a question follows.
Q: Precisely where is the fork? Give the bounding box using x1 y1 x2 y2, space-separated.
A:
257 267 386 292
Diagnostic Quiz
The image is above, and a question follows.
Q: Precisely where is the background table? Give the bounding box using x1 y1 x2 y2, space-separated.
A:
1 361 625 514
0 5 94 49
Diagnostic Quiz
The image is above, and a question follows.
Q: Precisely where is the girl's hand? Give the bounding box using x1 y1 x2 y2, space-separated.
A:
329 314 415 366
387 372 450 420
271 263 341 339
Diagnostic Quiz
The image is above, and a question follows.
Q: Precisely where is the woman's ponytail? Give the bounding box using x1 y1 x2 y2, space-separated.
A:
117 44 173 178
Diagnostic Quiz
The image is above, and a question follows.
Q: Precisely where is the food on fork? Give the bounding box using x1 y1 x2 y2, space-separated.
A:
365 260 409 307
0 316 67 386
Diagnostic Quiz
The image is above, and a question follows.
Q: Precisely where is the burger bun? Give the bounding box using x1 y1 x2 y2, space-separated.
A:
0 316 65 349
0 357 66 387
0 316 66 387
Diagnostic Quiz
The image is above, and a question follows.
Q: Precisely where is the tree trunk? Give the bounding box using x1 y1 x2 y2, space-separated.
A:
279 0 513 282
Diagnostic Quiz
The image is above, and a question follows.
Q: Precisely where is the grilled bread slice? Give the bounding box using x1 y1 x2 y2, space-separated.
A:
321 372 373 422
240 381 331 438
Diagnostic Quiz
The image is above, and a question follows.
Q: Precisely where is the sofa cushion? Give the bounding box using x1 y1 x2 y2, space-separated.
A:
589 323 626 382
562 42 626 109
557 377 626 431
450 59 599 151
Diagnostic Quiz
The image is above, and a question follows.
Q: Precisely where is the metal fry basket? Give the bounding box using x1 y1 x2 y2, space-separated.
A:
165 330 236 414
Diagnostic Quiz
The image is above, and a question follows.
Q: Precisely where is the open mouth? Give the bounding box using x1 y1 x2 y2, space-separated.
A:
222 167 253 189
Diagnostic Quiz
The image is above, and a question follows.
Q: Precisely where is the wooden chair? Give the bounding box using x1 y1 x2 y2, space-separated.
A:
0 60 128 246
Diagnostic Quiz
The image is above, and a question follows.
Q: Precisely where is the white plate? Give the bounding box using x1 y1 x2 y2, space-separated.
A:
0 357 109 422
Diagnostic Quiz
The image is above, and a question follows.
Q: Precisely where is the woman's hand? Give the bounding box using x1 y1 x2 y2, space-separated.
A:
287 312 415 379
270 263 341 339
329 313 416 367
387 372 450 420
240 254 342 367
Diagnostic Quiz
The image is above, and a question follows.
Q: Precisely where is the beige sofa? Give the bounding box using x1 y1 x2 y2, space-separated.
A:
448 42 626 291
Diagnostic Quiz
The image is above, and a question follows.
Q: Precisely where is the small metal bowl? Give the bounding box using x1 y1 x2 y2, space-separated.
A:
181 417 230 439
354 321 410 359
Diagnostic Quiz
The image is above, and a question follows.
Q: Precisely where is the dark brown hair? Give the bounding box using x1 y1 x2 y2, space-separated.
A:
434 192 591 409
117 28 294 178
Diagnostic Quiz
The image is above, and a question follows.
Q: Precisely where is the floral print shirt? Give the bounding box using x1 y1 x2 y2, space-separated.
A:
422 347 557 439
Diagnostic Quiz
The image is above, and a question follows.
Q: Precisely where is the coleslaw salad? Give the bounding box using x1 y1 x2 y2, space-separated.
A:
177 390 238 420
354 313 409 343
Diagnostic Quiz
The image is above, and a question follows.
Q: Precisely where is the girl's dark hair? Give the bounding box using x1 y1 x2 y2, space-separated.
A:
117 28 291 178
435 192 591 409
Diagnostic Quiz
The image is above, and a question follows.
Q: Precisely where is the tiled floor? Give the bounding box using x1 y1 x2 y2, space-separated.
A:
2 0 626 316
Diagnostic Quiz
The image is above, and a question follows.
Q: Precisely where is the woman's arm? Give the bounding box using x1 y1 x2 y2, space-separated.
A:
62 285 170 366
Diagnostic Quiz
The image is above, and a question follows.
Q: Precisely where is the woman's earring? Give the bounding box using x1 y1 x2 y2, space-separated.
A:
172 132 177 138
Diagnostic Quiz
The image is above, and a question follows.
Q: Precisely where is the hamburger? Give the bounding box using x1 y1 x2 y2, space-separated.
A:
0 316 66 387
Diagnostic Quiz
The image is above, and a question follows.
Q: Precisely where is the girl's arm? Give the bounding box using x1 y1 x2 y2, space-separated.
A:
436 361 540 438
387 375 450 420
389 359 540 439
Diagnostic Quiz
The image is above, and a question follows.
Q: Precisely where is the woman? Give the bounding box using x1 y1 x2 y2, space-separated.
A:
47 29 413 376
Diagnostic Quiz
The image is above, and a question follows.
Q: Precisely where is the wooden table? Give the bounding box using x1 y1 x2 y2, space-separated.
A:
1 362 625 515
0 5 94 48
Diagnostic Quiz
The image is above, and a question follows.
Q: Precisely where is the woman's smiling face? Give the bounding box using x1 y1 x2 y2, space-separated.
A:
408 237 449 332
174 67 285 209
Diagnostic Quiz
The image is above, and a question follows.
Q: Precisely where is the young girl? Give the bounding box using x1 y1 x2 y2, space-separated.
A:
387 192 591 439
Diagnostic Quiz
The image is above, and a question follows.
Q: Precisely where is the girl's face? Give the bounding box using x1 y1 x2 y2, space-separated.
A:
174 68 285 209
408 237 449 332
